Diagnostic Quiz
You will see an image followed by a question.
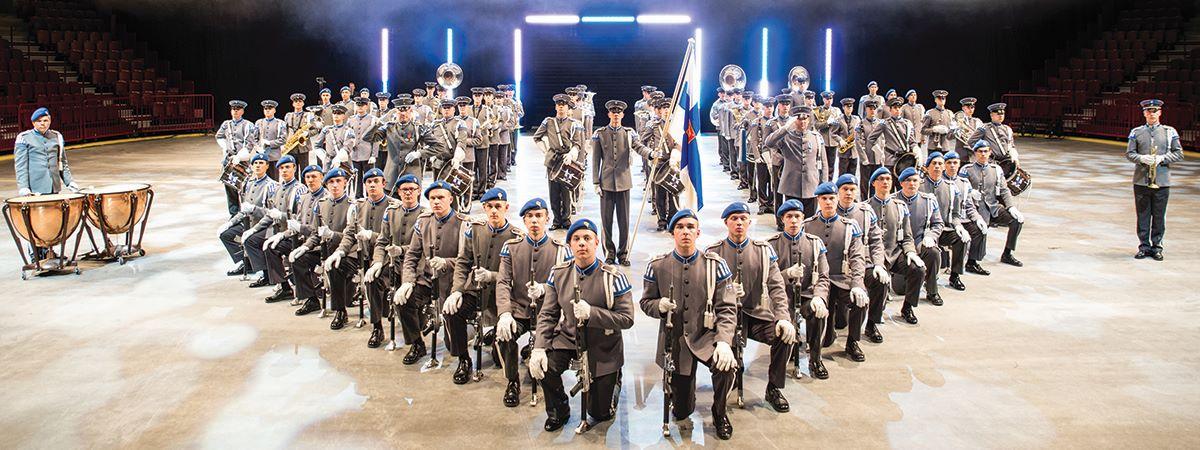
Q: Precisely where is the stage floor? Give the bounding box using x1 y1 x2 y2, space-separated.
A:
0 135 1197 448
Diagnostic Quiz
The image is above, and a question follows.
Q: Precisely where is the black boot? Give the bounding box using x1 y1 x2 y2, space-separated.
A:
544 414 565 432
294 297 320 316
809 359 829 379
226 261 245 276
403 341 427 365
948 273 966 291
928 293 944 306
845 341 865 362
1001 250 1023 267
265 284 294 303
367 325 384 348
965 260 990 275
765 387 790 412
453 357 472 384
1133 250 1150 259
865 325 884 343
714 414 734 440
330 310 348 330
503 381 520 407
901 305 918 324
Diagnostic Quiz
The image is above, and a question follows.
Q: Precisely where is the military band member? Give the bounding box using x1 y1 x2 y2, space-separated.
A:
293 168 355 329
375 92 392 119
803 182 869 362
358 87 380 115
215 100 256 215
920 152 969 291
423 82 441 109
643 98 682 230
640 210 736 439
337 86 354 111
858 81 884 119
865 168 926 325
961 141 1025 267
528 219 634 432
832 98 861 179
243 155 305 290
252 100 287 180
15 107 77 197
411 88 435 125
733 90 755 189
382 96 445 190
394 181 468 365
374 92 393 170
764 105 828 218
744 97 773 208
592 100 652 266
284 166 330 314
831 175 889 341
284 93 320 170
455 95 484 200
573 84 596 157
856 100 885 199
920 90 955 155
501 84 523 168
707 202 797 412
953 97 982 154
362 174 426 344
323 168 397 343
942 152 989 276
254 162 321 302
969 103 1020 166
1126 99 1184 260
633 85 656 136
218 153 277 277
532 94 585 230
895 167 946 306
815 91 843 180
765 95 793 224
489 90 514 183
899 90 925 145
880 89 899 119
444 188 522 383
496 198 571 407
713 88 733 172
869 98 919 185
315 104 356 172
768 199 832 379
346 98 384 197
316 88 335 126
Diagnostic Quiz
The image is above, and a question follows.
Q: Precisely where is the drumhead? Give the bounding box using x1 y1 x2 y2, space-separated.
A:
6 193 84 204
83 183 151 194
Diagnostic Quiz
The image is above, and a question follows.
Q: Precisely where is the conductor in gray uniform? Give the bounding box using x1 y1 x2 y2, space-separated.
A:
591 100 652 266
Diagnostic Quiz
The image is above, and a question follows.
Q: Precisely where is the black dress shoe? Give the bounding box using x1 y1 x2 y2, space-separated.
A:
865 325 884 343
503 381 520 407
948 274 966 291
403 342 427 365
928 293 943 306
265 285 294 303
544 415 565 432
656 224 666 232
845 341 865 362
1134 250 1150 259
809 360 829 379
618 256 631 266
1000 250 1023 267
765 387 790 412
367 326 384 348
248 276 270 288
1152 251 1164 261
330 311 348 330
226 261 246 277
901 306 918 324
965 260 990 275
714 414 734 440
295 298 320 316
605 256 616 265
452 357 472 384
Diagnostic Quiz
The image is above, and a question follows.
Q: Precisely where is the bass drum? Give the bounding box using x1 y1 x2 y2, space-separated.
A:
653 167 685 195
551 159 585 190
997 158 1032 196
892 152 918 178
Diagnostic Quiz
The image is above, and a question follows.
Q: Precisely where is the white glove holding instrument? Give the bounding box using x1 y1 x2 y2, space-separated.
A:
443 291 463 315
669 151 681 165
851 287 869 308
573 300 592 322
289 245 309 262
907 251 926 269
386 245 403 258
782 263 805 280
955 224 970 243
451 148 465 166
323 250 344 271
775 320 797 345
921 235 937 250
811 296 829 319
473 267 496 284
18 188 32 196
239 202 255 214
404 151 421 164
873 265 891 284
529 348 548 380
364 262 383 283
527 282 546 299
287 219 302 233
657 297 677 313
1137 154 1155 165
566 147 579 162
731 281 746 299
930 125 949 134
429 256 448 274
356 229 374 242
368 156 376 165
234 148 250 163
268 209 286 220
318 225 334 240
975 218 989 231
496 312 517 342
1008 207 1024 223
395 282 414 305
713 342 736 372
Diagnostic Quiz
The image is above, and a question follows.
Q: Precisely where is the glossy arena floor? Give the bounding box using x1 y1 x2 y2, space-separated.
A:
0 135 1197 448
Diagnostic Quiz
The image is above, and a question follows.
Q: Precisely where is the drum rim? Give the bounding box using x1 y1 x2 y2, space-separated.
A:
6 193 86 203
82 183 151 194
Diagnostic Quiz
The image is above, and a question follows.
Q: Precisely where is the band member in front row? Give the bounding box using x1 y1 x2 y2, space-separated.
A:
395 181 468 365
15 107 77 196
255 100 288 180
215 100 256 215
895 168 946 307
528 219 634 432
865 168 925 325
640 210 736 439
362 174 427 344
706 202 797 412
592 100 652 266
960 141 1024 268
1126 99 1183 260
532 94 585 231
218 153 278 277
287 168 349 317
768 200 832 378
832 174 888 343
301 168 355 329
642 98 681 231
283 166 329 314
325 168 397 344
802 182 868 362
261 163 323 304
920 152 970 291
496 198 572 407
764 105 828 219
446 188 522 383
243 155 305 290
942 152 989 276
284 93 321 170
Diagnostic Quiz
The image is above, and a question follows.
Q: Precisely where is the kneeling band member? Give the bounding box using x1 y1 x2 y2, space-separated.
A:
803 182 869 362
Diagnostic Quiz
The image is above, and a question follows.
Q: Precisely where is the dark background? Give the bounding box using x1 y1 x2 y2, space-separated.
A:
89 0 1119 131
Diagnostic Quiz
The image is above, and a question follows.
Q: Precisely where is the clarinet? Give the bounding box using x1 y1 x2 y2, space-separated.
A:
527 262 539 407
661 285 676 436
733 267 746 408
471 230 484 382
569 270 591 434
422 221 443 369
789 249 803 379
385 242 400 351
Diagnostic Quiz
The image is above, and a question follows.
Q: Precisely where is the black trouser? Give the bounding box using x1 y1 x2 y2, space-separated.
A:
600 189 630 260
824 147 838 181
243 228 270 273
743 313 792 390
788 292 826 364
224 184 240 217
915 244 941 297
366 265 391 326
290 247 323 300
267 161 279 181
352 160 371 197
753 162 771 208
399 283 435 345
939 228 968 275
548 178 571 228
1134 184 1169 253
375 150 387 170
839 157 858 181
264 235 294 286
960 220 987 263
718 136 731 170
328 257 359 313
509 131 518 165
869 258 923 313
668 345 735 421
444 292 480 358
969 209 1023 260
823 285 864 345
293 152 309 172
541 349 621 422
473 147 489 195
859 163 881 200
219 221 247 264
496 317 533 382
771 165 784 225
495 143 510 179
653 184 678 229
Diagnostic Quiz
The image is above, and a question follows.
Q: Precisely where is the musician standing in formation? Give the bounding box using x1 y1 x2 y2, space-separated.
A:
1125 99 1183 260
592 100 651 266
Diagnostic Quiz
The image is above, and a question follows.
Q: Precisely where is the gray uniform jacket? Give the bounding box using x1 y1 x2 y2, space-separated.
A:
920 177 963 225
706 238 790 323
868 116 917 166
13 129 73 194
537 259 635 378
764 124 828 198
337 195 398 258
867 195 917 265
315 123 355 166
1125 123 1184 187
284 111 321 155
959 162 1012 219
532 116 584 168
345 113 383 162
639 251 734 376
453 220 524 326
215 118 255 160
303 193 353 254
233 174 278 225
767 232 831 300
803 214 866 290
371 203 426 266
968 122 1019 162
497 234 571 320
855 117 885 165
837 203 886 268
402 210 469 296
592 125 652 192
453 115 483 164
900 102 926 141
250 178 306 234
921 106 955 152
254 117 288 161
899 191 944 244
815 105 844 146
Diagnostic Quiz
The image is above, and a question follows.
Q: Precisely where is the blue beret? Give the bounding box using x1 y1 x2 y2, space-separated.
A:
885 89 896 96
323 167 348 184
905 89 917 97
276 154 296 167
393 173 419 188
423 179 454 198
721 202 750 219
302 164 323 177
925 151 944 166
869 166 891 185
362 167 384 181
835 173 857 187
250 152 269 164
776 199 804 217
340 86 351 93
566 218 598 241
520 198 548 216
30 107 50 122
813 182 837 197
943 151 960 161
898 167 919 183
319 88 331 95
972 140 991 151
359 88 370 94
668 209 698 231
480 187 507 203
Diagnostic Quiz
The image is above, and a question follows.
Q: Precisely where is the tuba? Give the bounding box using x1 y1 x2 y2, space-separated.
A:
436 63 463 91
719 64 746 91
788 66 810 94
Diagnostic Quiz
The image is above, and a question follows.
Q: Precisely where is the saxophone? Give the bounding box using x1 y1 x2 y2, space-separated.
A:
281 121 312 155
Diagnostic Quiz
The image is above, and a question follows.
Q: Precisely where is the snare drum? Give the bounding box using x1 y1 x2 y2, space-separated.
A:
997 158 1032 196
444 164 475 197
653 167 685 195
892 152 918 178
551 160 585 190
220 162 250 190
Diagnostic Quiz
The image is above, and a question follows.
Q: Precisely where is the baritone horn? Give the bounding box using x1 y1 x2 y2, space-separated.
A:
437 63 463 90
788 66 810 93
719 64 746 91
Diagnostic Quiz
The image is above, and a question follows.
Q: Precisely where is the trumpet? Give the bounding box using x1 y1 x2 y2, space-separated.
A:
1148 137 1160 189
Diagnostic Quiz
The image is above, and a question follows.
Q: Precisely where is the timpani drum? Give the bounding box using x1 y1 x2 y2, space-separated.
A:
82 183 155 263
3 193 87 279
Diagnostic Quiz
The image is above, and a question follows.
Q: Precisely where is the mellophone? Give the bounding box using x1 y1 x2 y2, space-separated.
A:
3 183 155 279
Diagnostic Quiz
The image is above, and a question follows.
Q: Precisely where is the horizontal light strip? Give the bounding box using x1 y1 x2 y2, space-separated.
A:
636 14 691 24
581 16 635 23
525 14 580 24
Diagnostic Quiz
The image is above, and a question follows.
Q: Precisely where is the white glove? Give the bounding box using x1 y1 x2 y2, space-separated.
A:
669 151 681 165
851 287 869 308
713 341 736 372
405 151 420 163
396 282 414 305
234 149 250 163
268 209 285 220
527 282 546 299
731 282 746 299
287 219 302 233
594 184 603 197
566 147 579 162
658 297 676 313
217 220 235 234
529 348 548 380
368 156 376 165
429 256 447 273
955 224 970 243
386 245 403 258
364 262 383 283
1008 207 1024 223
811 296 829 319
451 148 465 165
356 229 374 242
289 245 309 262
907 251 926 269
1154 154 1166 165
240 228 255 243
775 320 797 345
443 291 463 315
264 233 285 250
17 188 32 196
473 267 496 284
332 149 349 166
323 250 344 271
976 218 988 231
783 263 805 280
318 225 334 239
921 235 937 249
66 183 81 193
239 202 255 214
873 265 891 284
496 312 517 342
573 300 592 321
930 125 949 134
